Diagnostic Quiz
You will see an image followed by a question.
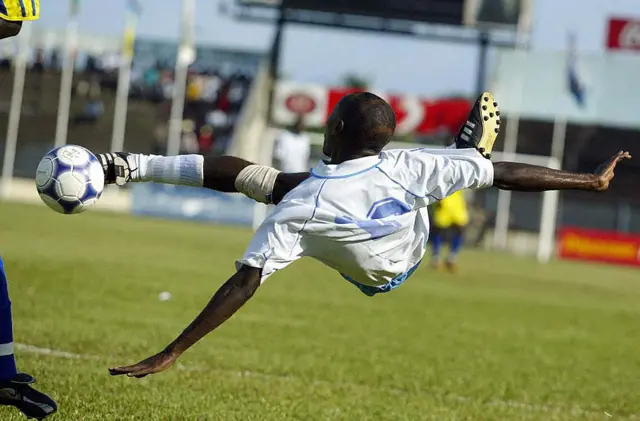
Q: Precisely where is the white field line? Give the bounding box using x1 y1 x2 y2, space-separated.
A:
16 343 636 420
15 343 101 360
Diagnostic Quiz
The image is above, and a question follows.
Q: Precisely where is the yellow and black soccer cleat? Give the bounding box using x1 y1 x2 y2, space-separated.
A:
455 92 501 159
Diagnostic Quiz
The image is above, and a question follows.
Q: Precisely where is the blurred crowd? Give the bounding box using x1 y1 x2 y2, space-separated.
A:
0 44 255 157
128 63 253 155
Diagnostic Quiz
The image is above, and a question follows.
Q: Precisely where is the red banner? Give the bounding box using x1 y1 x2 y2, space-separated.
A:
273 82 472 136
606 17 640 51
558 227 640 267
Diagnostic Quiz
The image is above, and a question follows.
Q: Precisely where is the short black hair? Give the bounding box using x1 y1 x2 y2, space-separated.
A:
338 92 396 152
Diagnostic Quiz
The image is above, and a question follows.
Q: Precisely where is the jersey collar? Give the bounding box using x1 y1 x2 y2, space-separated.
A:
310 155 382 179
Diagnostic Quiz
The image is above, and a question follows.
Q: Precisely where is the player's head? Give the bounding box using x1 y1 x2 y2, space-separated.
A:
323 92 396 163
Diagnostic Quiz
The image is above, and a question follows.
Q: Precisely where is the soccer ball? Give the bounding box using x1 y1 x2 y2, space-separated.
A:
35 145 104 214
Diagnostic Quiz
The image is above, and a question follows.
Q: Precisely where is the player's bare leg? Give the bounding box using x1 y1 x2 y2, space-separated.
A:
98 153 309 205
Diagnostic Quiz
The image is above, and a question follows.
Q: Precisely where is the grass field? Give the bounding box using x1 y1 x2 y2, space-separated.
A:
1 201 639 421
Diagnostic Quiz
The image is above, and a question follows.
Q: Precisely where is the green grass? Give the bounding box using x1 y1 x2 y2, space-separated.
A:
1 201 639 421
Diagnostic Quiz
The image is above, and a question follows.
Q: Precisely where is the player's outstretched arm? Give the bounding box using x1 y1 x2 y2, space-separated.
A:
492 151 631 192
109 265 262 378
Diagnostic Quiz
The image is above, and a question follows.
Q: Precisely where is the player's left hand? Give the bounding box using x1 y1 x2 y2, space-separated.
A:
109 350 178 378
592 150 632 192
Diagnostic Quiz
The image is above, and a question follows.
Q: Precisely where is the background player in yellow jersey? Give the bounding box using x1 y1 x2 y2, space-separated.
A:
429 136 473 272
0 0 39 39
430 189 469 272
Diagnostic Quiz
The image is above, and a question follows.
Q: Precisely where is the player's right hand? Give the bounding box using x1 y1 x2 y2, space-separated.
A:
109 349 179 378
592 150 632 192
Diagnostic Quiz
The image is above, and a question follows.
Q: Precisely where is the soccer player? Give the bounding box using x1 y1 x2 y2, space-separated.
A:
98 92 630 378
429 190 469 272
273 114 311 173
0 3 55 416
0 4 57 418
0 257 57 420
0 0 39 39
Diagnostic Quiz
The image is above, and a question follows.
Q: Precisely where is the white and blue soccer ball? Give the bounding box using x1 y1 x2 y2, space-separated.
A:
35 145 104 214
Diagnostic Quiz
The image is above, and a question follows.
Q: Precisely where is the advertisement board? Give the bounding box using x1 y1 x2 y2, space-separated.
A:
281 0 465 26
238 0 533 32
607 17 640 51
273 82 472 136
558 227 640 268
131 183 256 226
463 0 531 30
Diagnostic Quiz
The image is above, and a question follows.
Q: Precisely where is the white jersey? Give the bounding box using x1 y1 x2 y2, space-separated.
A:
273 130 311 173
238 147 493 296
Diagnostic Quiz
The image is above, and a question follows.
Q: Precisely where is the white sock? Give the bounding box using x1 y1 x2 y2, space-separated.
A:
131 154 204 187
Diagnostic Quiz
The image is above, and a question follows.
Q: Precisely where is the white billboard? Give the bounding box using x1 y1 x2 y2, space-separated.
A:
490 49 640 129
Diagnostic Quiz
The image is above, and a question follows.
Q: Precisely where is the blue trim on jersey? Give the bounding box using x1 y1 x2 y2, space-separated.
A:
312 179 329 210
18 0 26 17
335 198 411 240
30 0 35 17
310 160 382 179
335 215 402 240
289 179 328 257
366 197 411 219
0 2 7 16
341 259 422 297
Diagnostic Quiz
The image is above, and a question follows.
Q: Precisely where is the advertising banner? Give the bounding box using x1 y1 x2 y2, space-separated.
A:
131 183 256 226
273 82 472 136
558 227 640 268
606 17 640 51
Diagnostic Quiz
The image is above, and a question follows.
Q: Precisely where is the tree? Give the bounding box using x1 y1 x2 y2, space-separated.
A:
341 73 370 90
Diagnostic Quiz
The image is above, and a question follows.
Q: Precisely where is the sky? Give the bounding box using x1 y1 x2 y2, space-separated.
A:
35 0 640 96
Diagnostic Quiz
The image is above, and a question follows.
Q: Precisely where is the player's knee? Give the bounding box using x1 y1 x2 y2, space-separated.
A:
0 19 22 39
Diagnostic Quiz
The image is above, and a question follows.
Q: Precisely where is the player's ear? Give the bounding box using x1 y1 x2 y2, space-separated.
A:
333 120 345 135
